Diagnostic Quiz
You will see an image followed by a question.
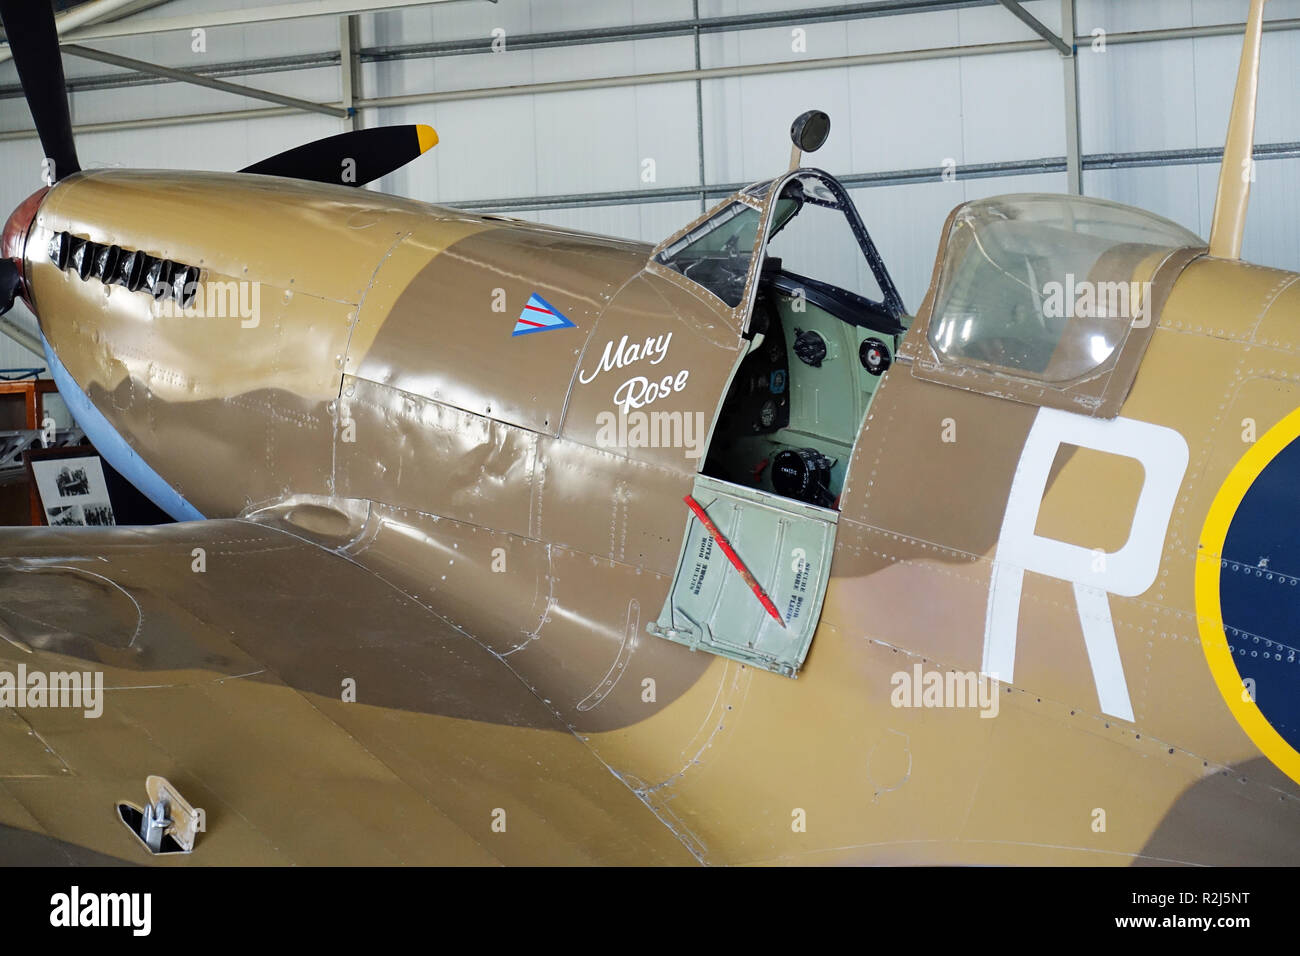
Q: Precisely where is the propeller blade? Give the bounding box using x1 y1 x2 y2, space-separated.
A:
0 259 20 317
239 125 438 188
0 0 81 181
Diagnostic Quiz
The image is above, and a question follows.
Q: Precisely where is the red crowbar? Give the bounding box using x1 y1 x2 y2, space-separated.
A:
683 494 785 628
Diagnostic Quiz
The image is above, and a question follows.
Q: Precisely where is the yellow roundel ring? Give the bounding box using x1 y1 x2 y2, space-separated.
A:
1195 406 1300 787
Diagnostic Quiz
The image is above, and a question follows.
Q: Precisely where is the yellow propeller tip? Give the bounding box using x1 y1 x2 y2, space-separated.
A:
416 125 439 153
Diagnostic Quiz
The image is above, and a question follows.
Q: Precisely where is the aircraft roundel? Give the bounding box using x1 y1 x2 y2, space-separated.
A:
1196 406 1300 786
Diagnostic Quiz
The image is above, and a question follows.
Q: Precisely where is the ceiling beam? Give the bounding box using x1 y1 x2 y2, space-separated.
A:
339 15 362 132
61 43 349 118
364 1 997 59
59 0 489 42
4 16 1298 138
447 142 1300 213
1060 0 1082 193
7 9 1296 101
997 0 1071 55
0 1 996 99
0 0 168 64
0 35 1047 141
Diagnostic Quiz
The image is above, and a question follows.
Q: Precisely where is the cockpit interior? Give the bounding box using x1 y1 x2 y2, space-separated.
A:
655 170 908 512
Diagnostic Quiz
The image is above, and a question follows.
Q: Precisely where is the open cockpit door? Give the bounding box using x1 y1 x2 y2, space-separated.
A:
647 475 837 676
647 168 907 676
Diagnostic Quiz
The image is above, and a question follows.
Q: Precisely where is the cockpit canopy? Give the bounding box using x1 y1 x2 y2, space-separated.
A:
926 194 1203 383
911 193 1205 416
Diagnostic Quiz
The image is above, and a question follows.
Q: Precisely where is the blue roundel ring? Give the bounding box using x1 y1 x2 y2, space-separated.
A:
1197 408 1300 785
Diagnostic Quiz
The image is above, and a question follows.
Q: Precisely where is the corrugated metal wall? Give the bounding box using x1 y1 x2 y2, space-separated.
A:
1 0 1297 377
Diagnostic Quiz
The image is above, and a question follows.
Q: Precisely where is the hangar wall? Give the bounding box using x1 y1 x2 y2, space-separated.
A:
1 0 1297 374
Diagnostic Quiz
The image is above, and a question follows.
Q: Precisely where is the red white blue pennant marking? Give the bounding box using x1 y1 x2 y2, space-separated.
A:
512 293 576 336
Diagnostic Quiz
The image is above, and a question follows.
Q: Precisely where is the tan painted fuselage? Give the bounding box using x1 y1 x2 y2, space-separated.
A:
3 167 1298 865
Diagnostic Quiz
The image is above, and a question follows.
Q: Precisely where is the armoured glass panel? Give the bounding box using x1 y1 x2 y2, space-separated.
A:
654 202 760 307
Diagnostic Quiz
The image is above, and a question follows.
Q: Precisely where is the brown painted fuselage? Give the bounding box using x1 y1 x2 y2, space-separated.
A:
3 166 1298 865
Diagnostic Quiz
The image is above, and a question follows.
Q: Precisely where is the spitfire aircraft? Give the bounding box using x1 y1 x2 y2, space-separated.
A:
0 0 1296 865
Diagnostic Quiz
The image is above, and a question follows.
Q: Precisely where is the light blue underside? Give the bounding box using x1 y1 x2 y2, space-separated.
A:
42 335 205 522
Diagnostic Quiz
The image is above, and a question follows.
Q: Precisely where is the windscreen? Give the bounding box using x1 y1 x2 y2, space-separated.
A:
654 201 761 308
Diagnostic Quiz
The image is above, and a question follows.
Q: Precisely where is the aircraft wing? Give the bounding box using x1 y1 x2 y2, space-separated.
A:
0 518 695 865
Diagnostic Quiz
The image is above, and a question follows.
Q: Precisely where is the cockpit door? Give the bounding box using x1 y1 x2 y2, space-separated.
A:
647 474 837 677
